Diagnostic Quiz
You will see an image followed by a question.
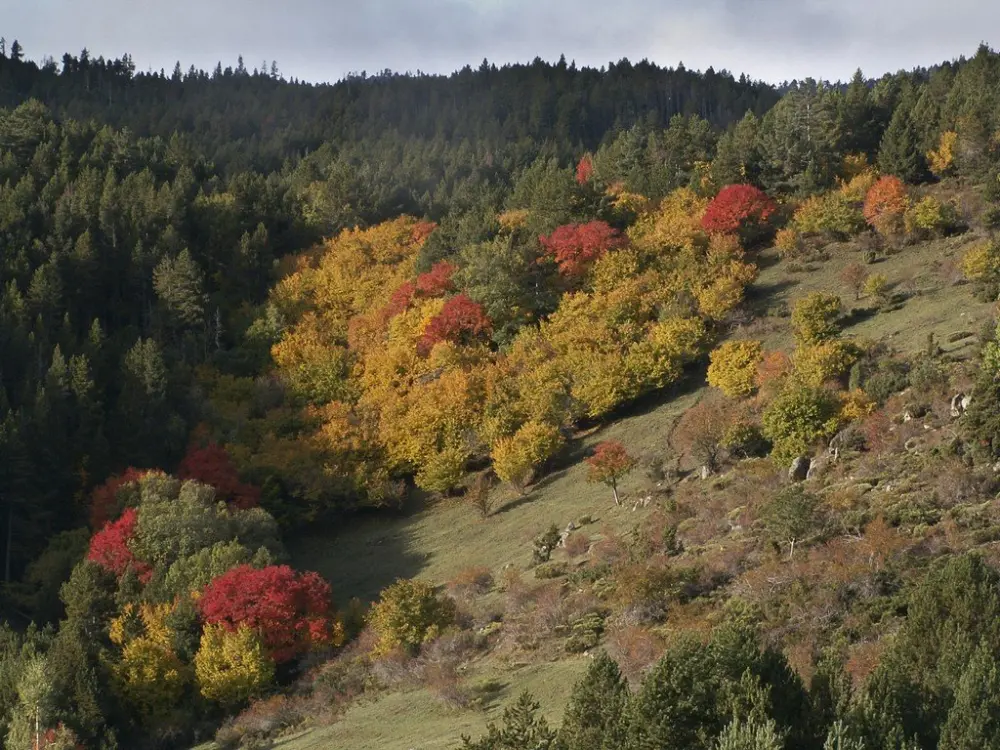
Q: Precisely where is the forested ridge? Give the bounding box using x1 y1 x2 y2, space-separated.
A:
1 33 1000 749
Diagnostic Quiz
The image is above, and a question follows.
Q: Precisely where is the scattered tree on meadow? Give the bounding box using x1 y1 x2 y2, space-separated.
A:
790 293 843 345
839 263 870 300
558 651 629 750
586 441 637 505
462 692 557 750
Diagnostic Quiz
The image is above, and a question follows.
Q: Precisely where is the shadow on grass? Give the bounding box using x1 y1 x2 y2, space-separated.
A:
841 306 879 328
288 499 434 604
493 491 541 516
470 678 509 710
748 278 799 300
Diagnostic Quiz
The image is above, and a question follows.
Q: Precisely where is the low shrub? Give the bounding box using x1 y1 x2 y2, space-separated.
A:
448 567 494 599
564 531 591 557
535 561 569 579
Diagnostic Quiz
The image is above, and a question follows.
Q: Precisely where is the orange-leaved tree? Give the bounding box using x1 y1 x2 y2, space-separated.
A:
586 440 636 506
863 175 909 238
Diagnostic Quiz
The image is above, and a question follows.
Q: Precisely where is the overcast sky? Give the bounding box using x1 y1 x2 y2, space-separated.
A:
4 0 999 84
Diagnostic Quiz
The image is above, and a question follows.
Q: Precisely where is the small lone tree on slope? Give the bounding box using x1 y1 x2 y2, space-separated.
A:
586 441 636 506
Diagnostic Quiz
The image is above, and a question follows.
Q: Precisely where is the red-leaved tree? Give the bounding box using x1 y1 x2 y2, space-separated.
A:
384 262 457 320
539 221 627 279
414 261 457 298
385 280 416 319
576 153 595 185
178 442 260 509
89 467 156 530
199 564 335 663
702 185 777 243
87 508 152 582
585 441 637 506
417 294 492 356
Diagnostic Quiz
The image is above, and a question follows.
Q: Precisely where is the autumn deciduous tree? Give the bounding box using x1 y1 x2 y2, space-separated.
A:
539 221 627 279
792 340 858 388
672 398 732 470
415 261 457 298
707 340 763 398
576 154 595 185
927 131 958 178
756 350 793 396
177 441 260 509
791 293 843 345
863 176 909 238
701 184 777 244
194 625 274 709
368 578 457 656
417 294 492 356
89 468 158 530
491 420 564 493
762 384 841 464
839 263 870 300
199 564 338 663
586 441 636 505
87 509 151 582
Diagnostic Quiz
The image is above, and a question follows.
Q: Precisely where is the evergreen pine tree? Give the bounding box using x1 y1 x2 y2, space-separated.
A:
938 644 1000 750
878 93 924 182
558 652 629 750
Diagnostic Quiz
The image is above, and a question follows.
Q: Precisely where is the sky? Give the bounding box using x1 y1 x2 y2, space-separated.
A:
4 0 999 85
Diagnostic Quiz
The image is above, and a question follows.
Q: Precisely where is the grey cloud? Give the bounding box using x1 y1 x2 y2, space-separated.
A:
4 0 999 84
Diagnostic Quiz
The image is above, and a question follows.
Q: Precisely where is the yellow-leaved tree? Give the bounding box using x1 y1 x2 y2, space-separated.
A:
792 340 858 388
927 131 958 178
707 340 764 398
109 603 188 720
791 293 843 345
491 420 564 492
194 625 275 709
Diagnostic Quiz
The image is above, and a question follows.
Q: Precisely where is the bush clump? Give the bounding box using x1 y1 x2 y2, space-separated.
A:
368 579 457 657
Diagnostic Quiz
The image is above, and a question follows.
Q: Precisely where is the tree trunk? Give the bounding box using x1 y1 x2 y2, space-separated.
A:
611 481 620 506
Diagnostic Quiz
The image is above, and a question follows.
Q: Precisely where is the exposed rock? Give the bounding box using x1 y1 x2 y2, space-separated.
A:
951 392 968 418
807 452 834 481
557 521 578 547
788 457 811 482
700 465 712 480
631 495 652 511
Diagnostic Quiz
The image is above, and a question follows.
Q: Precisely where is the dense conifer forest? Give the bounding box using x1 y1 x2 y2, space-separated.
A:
1 34 1000 749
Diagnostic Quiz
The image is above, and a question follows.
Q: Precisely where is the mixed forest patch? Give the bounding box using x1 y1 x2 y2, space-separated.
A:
1 37 1000 750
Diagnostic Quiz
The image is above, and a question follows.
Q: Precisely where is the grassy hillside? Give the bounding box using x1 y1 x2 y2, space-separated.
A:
244 226 996 750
